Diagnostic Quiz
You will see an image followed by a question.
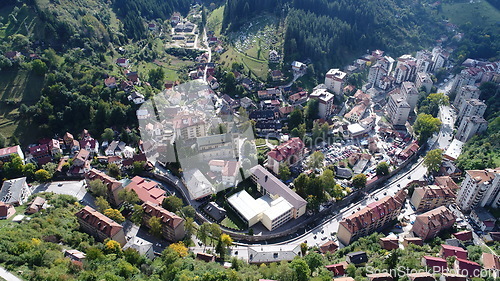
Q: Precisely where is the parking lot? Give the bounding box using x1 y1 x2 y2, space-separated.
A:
33 180 96 208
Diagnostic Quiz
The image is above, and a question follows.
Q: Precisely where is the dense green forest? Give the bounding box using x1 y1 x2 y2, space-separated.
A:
1 193 492 281
222 0 447 72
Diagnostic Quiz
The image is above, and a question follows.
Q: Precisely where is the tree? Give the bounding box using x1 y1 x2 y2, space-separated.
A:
300 243 308 256
220 233 233 250
3 154 24 179
304 252 323 275
308 151 324 170
376 162 390 176
148 216 162 238
105 240 122 255
278 164 291 181
414 113 442 145
209 224 222 246
22 163 36 181
104 209 125 223
148 67 165 89
101 128 114 142
169 242 188 257
34 169 51 182
130 204 144 225
31 59 47 76
162 196 183 213
132 161 145 175
321 169 336 196
42 162 57 178
288 109 303 129
197 222 211 247
0 133 5 148
118 189 140 205
180 205 195 219
291 258 311 281
95 196 111 212
107 163 121 178
424 149 443 174
352 173 367 189
294 173 309 197
88 180 107 197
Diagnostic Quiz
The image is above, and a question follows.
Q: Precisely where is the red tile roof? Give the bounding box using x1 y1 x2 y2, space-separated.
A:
126 176 166 205
453 231 473 241
75 206 123 238
267 137 304 162
142 201 183 229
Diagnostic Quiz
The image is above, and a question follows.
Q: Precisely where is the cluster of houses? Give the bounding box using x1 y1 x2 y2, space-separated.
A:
107 59 145 104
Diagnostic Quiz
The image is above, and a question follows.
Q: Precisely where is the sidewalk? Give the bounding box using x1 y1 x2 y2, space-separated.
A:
0 267 22 281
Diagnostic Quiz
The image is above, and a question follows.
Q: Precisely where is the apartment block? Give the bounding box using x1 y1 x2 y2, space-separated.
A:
411 206 455 240
75 206 126 246
410 185 456 212
142 201 185 242
456 168 500 211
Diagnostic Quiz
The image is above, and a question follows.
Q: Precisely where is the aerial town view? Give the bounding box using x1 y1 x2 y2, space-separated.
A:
0 0 498 280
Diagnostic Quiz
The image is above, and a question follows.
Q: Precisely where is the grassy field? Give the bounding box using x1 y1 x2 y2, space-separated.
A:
207 6 224 37
441 0 500 27
0 70 44 103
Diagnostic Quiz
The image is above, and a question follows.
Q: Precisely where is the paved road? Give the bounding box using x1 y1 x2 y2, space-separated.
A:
0 267 22 281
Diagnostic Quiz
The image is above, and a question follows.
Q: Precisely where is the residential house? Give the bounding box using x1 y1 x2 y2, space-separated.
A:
407 272 435 281
271 70 283 81
291 61 306 73
441 244 468 259
172 112 207 140
258 88 281 100
28 144 51 165
79 138 99 155
325 262 347 276
453 231 473 242
125 176 166 206
142 201 185 242
25 196 46 214
421 256 448 273
64 250 86 262
0 145 24 162
345 104 367 123
410 185 456 212
367 273 393 281
269 50 280 63
105 141 127 156
439 274 467 281
116 58 130 67
248 244 301 264
5 51 21 61
104 77 117 88
470 207 496 232
411 206 456 240
453 258 481 278
267 137 305 175
85 169 123 206
379 237 399 250
75 206 126 246
346 251 368 265
403 237 423 247
203 201 226 223
196 253 216 262
435 176 460 192
319 241 338 254
288 91 308 105
73 149 90 167
337 190 406 245
124 237 154 260
63 132 74 147
0 177 31 205
0 202 16 219
128 91 145 104
482 253 500 278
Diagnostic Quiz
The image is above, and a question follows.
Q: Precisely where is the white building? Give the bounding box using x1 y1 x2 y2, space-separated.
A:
453 85 480 109
325 69 347 95
0 177 31 205
457 99 486 123
415 72 433 94
124 236 154 259
400 81 419 111
309 88 335 119
431 46 449 72
367 64 387 86
387 93 411 126
455 115 488 142
456 168 500 211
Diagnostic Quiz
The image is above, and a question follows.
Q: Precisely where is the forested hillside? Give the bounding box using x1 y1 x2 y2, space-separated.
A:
222 0 446 72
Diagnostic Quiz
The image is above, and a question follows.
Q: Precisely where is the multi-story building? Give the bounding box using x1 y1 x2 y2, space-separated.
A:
453 85 480 109
457 99 486 122
325 69 347 95
386 93 411 126
0 145 24 163
455 115 488 142
85 169 124 206
142 201 185 242
394 55 417 84
456 168 500 211
415 72 433 94
337 190 406 245
125 176 166 206
250 165 307 220
172 113 206 140
309 88 335 119
411 206 456 240
416 50 433 73
75 206 126 246
410 185 456 212
401 81 419 111
344 104 367 123
451 67 482 92
196 133 237 161
431 46 449 72
367 64 388 86
267 137 305 175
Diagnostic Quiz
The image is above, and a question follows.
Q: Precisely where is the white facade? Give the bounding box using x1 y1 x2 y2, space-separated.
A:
324 69 346 95
309 88 335 119
401 81 419 111
456 169 500 211
387 93 411 126
453 85 480 109
456 115 488 142
458 99 486 123
415 72 433 94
